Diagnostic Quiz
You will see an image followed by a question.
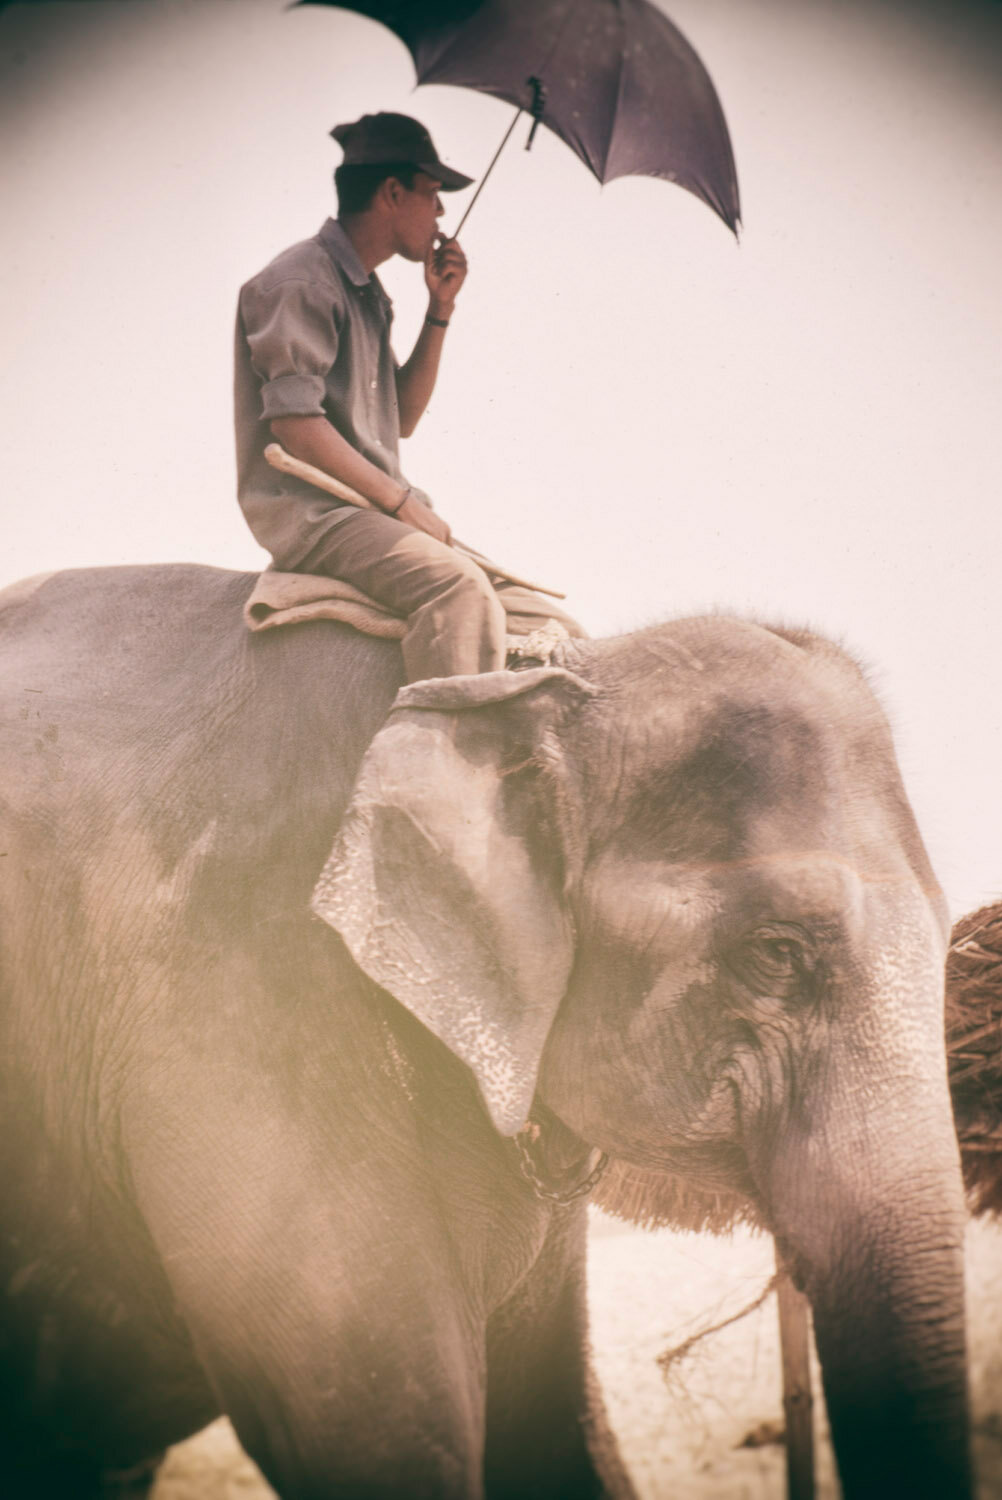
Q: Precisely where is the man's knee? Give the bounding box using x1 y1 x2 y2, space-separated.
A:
447 550 495 595
449 553 506 625
415 543 498 604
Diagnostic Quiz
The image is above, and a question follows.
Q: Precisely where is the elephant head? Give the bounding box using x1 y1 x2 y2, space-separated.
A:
312 618 971 1499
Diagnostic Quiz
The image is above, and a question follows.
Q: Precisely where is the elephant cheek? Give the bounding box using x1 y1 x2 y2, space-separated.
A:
539 958 727 1162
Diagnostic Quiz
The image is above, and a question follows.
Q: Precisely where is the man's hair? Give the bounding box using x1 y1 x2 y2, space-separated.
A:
334 162 419 216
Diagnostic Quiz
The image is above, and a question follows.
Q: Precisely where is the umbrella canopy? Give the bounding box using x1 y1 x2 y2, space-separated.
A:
300 0 741 234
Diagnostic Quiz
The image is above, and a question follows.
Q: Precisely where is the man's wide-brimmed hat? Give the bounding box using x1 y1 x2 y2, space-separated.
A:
330 112 474 192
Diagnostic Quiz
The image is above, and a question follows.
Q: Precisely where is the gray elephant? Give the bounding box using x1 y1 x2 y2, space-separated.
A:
0 563 971 1499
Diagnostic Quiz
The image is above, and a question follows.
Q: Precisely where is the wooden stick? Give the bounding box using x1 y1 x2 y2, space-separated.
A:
263 444 566 600
775 1244 816 1500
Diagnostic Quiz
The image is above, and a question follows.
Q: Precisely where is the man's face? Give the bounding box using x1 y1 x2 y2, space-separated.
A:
390 171 444 262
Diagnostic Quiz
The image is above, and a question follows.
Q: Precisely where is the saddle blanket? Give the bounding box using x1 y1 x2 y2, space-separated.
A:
243 570 587 662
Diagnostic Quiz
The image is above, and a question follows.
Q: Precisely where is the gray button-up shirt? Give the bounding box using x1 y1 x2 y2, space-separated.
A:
235 218 426 569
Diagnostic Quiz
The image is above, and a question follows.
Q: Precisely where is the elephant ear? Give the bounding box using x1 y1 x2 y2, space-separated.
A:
311 667 595 1135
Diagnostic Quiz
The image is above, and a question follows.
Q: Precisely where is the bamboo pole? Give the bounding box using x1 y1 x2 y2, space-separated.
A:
263 443 565 599
775 1244 815 1500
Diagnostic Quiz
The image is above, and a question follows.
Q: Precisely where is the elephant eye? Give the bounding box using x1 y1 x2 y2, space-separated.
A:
730 928 811 996
759 937 799 971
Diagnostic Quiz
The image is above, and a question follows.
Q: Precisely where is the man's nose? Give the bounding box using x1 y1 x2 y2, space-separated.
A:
435 196 444 216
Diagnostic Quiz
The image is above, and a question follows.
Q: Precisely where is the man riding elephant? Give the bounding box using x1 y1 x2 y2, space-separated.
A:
235 111 574 682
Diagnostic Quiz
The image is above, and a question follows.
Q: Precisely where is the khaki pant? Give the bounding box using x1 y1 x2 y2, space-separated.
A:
295 508 582 683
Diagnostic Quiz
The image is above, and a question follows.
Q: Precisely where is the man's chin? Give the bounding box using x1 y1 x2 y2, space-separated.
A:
396 240 430 264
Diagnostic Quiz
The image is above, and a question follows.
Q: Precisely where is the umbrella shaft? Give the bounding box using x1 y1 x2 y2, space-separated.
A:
452 104 524 239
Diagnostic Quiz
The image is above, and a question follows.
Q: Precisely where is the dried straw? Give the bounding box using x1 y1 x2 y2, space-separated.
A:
947 900 1002 1217
592 1158 758 1236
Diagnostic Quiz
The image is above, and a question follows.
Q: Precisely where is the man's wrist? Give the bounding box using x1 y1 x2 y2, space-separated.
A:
386 486 411 516
426 299 454 326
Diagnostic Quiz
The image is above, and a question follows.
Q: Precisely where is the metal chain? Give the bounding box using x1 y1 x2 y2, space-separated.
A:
515 1132 610 1207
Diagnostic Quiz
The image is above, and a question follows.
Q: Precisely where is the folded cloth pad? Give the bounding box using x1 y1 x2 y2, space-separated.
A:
243 571 588 661
245 570 406 639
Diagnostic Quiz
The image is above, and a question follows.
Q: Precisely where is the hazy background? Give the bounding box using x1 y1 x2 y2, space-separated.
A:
2 0 1000 918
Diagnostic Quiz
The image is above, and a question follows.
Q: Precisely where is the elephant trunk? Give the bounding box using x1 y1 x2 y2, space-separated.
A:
758 1056 971 1498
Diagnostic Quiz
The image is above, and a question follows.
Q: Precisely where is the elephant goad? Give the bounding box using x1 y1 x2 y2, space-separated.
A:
0 564 972 1500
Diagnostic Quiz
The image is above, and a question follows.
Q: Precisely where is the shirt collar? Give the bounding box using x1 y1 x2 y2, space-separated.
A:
319 217 374 289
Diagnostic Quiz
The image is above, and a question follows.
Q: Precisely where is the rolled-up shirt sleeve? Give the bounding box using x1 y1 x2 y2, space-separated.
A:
239 276 342 421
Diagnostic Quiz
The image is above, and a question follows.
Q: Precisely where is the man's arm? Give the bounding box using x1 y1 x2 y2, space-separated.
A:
396 236 468 437
270 415 451 543
240 269 450 542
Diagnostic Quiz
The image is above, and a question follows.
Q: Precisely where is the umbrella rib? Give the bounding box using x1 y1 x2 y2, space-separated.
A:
537 0 584 79
604 0 629 181
412 24 494 89
414 2 575 99
532 0 612 181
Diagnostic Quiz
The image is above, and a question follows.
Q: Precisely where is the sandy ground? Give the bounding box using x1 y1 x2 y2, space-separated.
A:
151 1215 1002 1499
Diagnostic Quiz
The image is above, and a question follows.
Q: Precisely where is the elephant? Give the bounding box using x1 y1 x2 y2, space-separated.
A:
0 562 972 1499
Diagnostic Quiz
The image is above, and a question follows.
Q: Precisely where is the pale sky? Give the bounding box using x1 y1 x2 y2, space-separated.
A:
2 0 1000 919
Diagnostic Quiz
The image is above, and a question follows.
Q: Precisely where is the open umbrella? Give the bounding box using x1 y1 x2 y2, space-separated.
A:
299 0 741 235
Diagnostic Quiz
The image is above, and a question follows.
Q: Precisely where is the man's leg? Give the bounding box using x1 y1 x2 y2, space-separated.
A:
296 510 507 681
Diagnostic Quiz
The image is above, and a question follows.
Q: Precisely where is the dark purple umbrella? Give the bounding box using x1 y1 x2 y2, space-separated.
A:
298 0 741 235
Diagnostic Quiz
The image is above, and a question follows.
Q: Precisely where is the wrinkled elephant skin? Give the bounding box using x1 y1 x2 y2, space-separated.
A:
0 566 971 1499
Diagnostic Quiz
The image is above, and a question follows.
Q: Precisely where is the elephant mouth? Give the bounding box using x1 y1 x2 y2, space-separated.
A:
590 1140 765 1233
518 1100 608 1202
529 1102 765 1227
592 1144 763 1232
650 1140 759 1200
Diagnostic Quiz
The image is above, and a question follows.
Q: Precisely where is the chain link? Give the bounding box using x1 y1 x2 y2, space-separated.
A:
515 1132 610 1207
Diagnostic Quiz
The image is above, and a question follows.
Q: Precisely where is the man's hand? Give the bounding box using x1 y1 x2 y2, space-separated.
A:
393 491 452 546
425 235 467 316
